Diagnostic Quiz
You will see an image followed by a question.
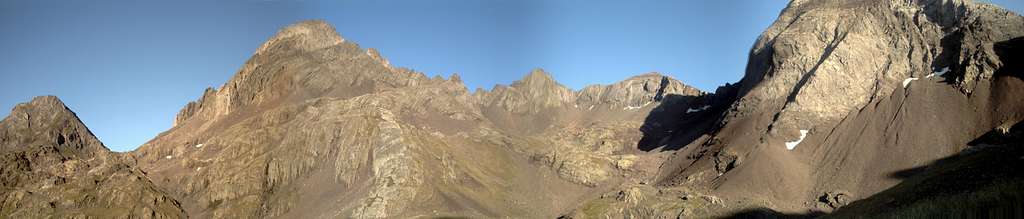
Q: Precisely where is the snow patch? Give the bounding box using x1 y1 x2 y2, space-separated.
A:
573 104 578 108
588 105 595 111
926 67 949 78
686 105 711 113
195 144 204 148
623 102 651 110
196 167 202 171
902 78 919 88
785 130 809 151
165 155 173 159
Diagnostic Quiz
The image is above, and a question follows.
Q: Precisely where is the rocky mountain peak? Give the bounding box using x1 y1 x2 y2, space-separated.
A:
171 20 434 128
0 96 187 217
0 96 105 154
514 68 559 88
448 72 463 83
1 95 108 155
479 69 575 113
576 72 704 110
6 96 72 121
254 20 345 55
628 71 665 78
1 95 98 154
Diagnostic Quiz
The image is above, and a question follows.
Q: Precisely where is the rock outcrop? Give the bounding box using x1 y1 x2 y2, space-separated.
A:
477 68 575 114
576 72 704 110
0 96 185 218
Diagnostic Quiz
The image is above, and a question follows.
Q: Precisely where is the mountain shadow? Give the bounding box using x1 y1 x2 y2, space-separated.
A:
824 120 1024 218
637 93 725 151
717 208 824 219
995 37 1024 79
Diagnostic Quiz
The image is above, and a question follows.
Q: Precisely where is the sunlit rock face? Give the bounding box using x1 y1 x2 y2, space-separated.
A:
648 0 1024 215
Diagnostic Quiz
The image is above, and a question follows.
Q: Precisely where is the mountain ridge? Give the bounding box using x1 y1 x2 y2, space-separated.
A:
2 0 1022 217
128 19 712 218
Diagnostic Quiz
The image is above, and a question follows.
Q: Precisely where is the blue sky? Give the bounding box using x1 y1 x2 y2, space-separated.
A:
1 0 1021 151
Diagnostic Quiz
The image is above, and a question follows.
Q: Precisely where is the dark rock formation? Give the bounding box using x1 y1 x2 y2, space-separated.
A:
0 96 185 218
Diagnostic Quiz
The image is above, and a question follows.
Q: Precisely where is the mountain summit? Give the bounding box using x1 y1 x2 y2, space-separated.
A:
254 20 346 55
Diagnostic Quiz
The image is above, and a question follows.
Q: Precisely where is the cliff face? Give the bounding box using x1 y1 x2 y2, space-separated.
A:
647 0 1024 214
0 96 185 218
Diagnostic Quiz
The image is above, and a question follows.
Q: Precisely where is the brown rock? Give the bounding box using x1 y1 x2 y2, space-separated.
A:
0 96 185 218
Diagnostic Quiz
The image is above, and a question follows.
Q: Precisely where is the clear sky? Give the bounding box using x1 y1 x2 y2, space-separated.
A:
1 0 1022 152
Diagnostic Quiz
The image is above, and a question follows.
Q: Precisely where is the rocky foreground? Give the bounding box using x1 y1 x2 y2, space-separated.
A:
0 0 1022 218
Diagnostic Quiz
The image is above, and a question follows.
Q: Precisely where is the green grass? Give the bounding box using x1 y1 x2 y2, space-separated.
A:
871 180 1024 219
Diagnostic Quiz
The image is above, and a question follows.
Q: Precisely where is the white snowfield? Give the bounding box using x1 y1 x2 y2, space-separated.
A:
165 155 173 159
195 144 204 148
623 102 651 110
902 78 919 88
785 130 809 150
686 105 711 113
